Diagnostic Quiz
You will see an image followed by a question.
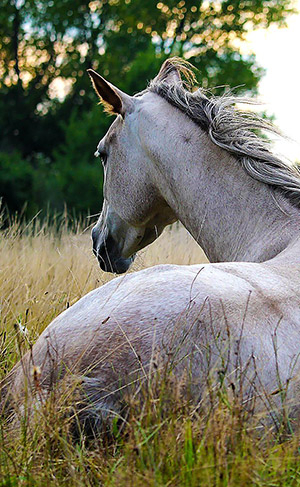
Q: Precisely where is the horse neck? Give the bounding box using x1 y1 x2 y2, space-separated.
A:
149 119 300 264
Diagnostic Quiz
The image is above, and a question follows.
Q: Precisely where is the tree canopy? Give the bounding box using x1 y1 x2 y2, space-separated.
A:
0 0 296 218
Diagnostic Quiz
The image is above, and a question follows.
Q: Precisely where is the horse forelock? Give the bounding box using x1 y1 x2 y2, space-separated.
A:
146 58 300 208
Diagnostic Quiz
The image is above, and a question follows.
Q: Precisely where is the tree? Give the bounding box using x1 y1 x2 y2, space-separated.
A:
0 0 296 217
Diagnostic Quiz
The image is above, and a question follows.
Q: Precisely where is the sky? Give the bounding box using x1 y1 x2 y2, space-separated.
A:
245 0 300 162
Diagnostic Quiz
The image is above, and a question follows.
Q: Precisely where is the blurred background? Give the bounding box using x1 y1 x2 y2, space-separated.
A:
0 0 299 221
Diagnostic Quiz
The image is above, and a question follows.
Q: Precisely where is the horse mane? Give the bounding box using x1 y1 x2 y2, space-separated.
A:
147 58 300 207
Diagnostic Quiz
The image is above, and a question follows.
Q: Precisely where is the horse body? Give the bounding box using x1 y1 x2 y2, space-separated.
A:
6 258 300 426
3 58 300 428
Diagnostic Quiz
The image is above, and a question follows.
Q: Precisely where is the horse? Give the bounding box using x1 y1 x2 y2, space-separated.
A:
2 58 300 433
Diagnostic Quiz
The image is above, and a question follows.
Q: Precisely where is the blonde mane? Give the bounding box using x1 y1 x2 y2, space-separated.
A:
146 58 300 206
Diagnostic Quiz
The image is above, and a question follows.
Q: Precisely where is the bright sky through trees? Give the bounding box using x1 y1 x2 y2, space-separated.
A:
246 0 300 161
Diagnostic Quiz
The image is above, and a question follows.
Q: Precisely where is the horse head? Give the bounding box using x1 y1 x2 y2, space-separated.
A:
88 62 178 273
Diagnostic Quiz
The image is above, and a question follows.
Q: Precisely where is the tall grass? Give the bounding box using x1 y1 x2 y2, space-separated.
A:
1 217 300 486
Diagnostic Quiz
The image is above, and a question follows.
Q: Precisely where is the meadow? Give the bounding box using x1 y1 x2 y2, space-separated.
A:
1 216 300 487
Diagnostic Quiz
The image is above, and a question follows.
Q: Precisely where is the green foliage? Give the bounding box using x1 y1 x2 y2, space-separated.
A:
0 151 35 214
53 106 106 214
0 0 296 216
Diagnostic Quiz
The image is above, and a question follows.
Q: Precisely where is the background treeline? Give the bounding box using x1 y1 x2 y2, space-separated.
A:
0 0 295 218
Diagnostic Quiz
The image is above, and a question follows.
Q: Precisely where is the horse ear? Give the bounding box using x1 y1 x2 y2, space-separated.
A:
155 58 182 84
87 69 133 115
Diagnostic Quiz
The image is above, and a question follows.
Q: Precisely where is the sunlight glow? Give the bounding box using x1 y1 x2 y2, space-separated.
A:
245 0 300 161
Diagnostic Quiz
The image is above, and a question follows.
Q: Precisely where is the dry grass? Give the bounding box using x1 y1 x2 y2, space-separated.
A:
0 219 207 367
1 217 300 486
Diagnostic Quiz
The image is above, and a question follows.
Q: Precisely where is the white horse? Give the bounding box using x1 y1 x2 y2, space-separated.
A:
2 58 300 432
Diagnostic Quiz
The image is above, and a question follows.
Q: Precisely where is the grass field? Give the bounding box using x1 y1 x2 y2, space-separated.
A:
1 217 300 486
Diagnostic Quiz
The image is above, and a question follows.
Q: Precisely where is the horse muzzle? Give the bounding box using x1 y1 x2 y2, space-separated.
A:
92 228 135 274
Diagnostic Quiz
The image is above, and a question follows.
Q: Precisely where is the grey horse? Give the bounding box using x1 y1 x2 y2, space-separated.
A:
2 58 300 432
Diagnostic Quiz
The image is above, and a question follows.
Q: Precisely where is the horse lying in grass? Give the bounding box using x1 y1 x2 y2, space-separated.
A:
2 58 300 434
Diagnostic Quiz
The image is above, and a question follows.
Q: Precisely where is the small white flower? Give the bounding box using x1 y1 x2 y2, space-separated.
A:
17 322 29 338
